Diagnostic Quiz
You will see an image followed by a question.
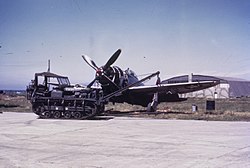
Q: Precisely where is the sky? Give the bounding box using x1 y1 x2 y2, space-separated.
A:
1 0 250 90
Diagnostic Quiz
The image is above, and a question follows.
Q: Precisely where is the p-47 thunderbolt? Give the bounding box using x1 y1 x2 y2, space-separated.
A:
82 49 219 112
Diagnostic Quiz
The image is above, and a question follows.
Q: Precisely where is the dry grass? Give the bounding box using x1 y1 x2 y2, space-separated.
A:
106 99 250 121
0 94 31 112
1 94 250 121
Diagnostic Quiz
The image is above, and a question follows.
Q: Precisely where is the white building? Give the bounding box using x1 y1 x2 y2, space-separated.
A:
162 74 250 99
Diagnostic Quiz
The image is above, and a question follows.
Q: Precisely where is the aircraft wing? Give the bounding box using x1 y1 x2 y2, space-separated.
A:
128 81 219 95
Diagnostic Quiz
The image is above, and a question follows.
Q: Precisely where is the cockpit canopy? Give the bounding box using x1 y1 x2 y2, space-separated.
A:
125 69 137 77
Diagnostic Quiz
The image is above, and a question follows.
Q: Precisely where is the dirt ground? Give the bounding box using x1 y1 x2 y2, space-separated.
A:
1 94 250 121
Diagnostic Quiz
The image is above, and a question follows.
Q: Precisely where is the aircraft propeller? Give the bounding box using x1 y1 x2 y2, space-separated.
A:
103 49 121 71
82 49 122 88
81 54 99 71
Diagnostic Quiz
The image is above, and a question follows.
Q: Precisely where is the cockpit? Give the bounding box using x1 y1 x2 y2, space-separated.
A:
125 69 137 77
124 68 142 86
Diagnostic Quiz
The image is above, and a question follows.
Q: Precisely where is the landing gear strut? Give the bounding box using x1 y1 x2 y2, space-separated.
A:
147 75 160 112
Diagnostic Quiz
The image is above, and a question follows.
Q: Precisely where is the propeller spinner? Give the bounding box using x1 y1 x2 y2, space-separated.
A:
82 49 122 88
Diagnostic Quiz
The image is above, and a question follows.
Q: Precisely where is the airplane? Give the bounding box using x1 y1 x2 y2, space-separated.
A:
82 49 220 112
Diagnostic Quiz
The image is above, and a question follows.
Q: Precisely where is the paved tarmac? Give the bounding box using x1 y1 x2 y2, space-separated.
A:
0 112 250 168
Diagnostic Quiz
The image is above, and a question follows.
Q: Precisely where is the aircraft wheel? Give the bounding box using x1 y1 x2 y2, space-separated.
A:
63 111 72 119
73 111 82 119
147 103 157 112
53 111 61 119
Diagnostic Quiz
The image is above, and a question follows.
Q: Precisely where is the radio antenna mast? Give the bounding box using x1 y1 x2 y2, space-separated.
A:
47 59 51 72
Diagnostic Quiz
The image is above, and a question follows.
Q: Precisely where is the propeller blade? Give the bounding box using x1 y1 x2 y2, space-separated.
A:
82 55 99 70
87 78 97 88
103 49 121 70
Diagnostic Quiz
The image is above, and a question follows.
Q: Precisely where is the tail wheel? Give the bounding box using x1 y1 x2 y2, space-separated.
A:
63 111 72 119
73 111 82 119
53 111 61 119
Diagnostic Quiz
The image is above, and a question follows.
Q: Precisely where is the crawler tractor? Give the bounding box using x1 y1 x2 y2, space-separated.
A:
26 72 105 119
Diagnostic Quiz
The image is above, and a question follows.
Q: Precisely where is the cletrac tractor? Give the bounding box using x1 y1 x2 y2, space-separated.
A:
26 72 105 119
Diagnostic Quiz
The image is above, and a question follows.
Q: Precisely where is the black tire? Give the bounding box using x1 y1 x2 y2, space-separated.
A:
63 111 72 119
53 111 61 119
41 111 51 119
147 102 157 112
73 111 82 119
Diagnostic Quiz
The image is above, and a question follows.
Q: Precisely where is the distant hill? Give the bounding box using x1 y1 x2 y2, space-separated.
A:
0 90 26 96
